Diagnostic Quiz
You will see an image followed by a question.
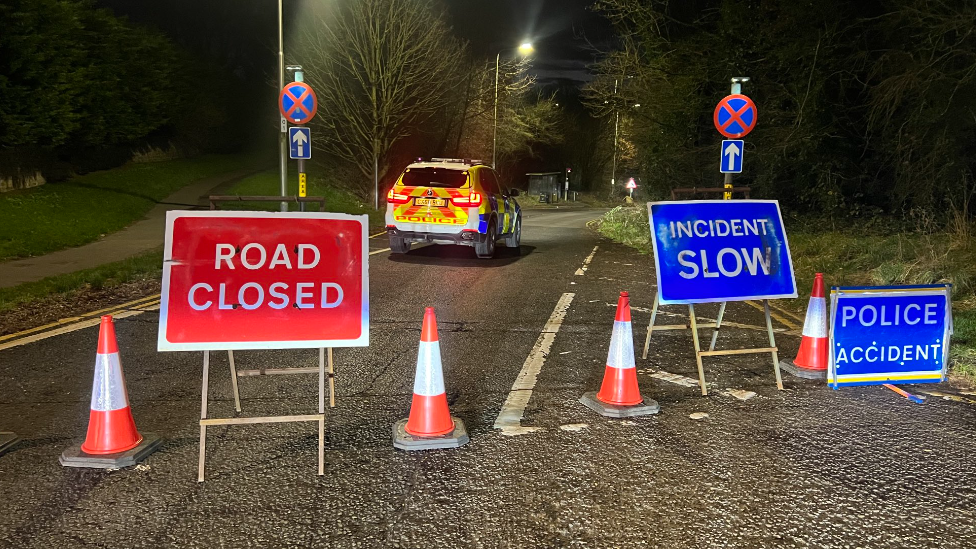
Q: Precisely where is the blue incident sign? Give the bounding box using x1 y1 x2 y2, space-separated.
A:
647 200 797 304
828 285 952 388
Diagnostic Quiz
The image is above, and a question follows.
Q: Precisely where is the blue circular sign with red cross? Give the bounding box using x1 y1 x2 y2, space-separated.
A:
713 94 757 138
279 82 318 124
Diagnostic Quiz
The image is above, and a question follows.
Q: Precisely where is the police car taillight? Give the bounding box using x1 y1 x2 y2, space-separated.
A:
387 188 410 204
451 192 483 207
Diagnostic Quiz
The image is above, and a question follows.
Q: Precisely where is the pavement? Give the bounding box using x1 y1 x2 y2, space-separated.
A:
0 168 260 289
2 209 976 547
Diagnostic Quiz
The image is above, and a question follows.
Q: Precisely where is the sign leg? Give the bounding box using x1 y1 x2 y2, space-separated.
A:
763 300 784 390
318 416 325 476
198 351 211 483
688 304 708 396
328 348 336 408
642 293 660 360
318 348 325 414
708 301 727 352
228 350 241 413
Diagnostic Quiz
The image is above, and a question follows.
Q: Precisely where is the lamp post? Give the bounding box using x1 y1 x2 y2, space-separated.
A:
610 78 619 197
277 0 287 211
492 42 534 169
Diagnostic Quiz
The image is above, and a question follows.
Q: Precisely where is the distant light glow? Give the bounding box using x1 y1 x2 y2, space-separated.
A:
518 42 534 55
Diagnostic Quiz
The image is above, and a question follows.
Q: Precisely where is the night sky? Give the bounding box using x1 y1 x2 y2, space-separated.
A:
445 0 613 84
95 0 612 87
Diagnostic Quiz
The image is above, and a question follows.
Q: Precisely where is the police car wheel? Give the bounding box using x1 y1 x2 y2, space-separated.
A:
475 221 496 259
390 236 411 254
504 217 521 249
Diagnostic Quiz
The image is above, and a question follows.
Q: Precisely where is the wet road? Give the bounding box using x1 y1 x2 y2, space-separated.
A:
2 208 976 548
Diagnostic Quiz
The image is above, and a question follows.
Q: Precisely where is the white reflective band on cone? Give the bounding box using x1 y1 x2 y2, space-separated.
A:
801 297 828 338
413 341 446 396
606 320 636 370
90 352 130 412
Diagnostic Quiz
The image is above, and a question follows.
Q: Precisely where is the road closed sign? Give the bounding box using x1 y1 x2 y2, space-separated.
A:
158 211 369 351
828 285 952 387
647 200 797 304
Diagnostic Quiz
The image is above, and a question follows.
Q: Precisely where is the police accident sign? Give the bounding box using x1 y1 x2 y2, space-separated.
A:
158 211 369 351
647 200 797 304
828 285 952 387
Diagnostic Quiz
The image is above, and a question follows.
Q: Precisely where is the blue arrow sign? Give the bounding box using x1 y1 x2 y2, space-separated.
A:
720 140 743 173
289 127 311 160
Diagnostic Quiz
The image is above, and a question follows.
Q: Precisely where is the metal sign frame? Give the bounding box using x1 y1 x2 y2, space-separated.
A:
828 284 953 388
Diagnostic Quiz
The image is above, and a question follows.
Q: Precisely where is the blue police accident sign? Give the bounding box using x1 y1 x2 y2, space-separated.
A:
647 200 797 304
720 140 743 173
828 285 952 388
289 127 311 160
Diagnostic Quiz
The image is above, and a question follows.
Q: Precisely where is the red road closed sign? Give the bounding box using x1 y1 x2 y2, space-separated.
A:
158 211 369 351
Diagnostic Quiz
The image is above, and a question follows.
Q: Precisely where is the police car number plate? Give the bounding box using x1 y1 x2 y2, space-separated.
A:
415 198 446 207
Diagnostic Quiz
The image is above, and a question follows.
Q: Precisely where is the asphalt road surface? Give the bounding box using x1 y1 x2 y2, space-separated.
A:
2 209 975 548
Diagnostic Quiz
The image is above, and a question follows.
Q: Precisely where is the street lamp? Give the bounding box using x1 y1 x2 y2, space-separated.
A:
492 41 534 169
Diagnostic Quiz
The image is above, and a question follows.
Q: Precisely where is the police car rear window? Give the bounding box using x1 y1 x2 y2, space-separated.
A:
402 168 468 188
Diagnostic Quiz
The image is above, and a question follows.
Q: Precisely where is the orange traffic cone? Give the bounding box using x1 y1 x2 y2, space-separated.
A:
581 292 660 417
61 316 161 468
393 307 469 450
781 273 829 379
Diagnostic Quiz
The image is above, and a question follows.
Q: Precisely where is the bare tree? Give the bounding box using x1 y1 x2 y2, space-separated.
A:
295 0 465 204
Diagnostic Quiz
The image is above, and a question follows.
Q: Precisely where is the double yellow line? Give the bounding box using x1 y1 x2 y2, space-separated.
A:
743 300 804 332
0 294 161 351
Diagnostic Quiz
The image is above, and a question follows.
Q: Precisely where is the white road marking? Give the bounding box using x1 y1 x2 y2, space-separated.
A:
559 423 588 432
494 292 575 436
637 367 756 401
574 245 599 276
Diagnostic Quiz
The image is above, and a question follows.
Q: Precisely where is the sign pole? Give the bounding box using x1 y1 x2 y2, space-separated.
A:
277 0 287 213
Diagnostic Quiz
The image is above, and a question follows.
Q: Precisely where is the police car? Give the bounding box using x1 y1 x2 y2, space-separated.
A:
385 158 521 258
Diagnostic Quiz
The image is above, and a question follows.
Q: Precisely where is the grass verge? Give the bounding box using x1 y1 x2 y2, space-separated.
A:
596 205 976 383
0 154 250 260
0 248 163 315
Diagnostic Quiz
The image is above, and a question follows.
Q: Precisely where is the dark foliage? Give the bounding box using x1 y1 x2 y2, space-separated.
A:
586 0 976 219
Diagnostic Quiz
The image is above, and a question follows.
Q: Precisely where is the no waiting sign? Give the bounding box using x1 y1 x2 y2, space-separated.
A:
158 211 369 351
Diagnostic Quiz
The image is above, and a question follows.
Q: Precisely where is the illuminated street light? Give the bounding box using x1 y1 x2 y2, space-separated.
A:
493 41 534 169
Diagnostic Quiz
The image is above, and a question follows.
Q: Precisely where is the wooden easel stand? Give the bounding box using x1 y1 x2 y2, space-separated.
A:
197 348 336 482
642 294 783 395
